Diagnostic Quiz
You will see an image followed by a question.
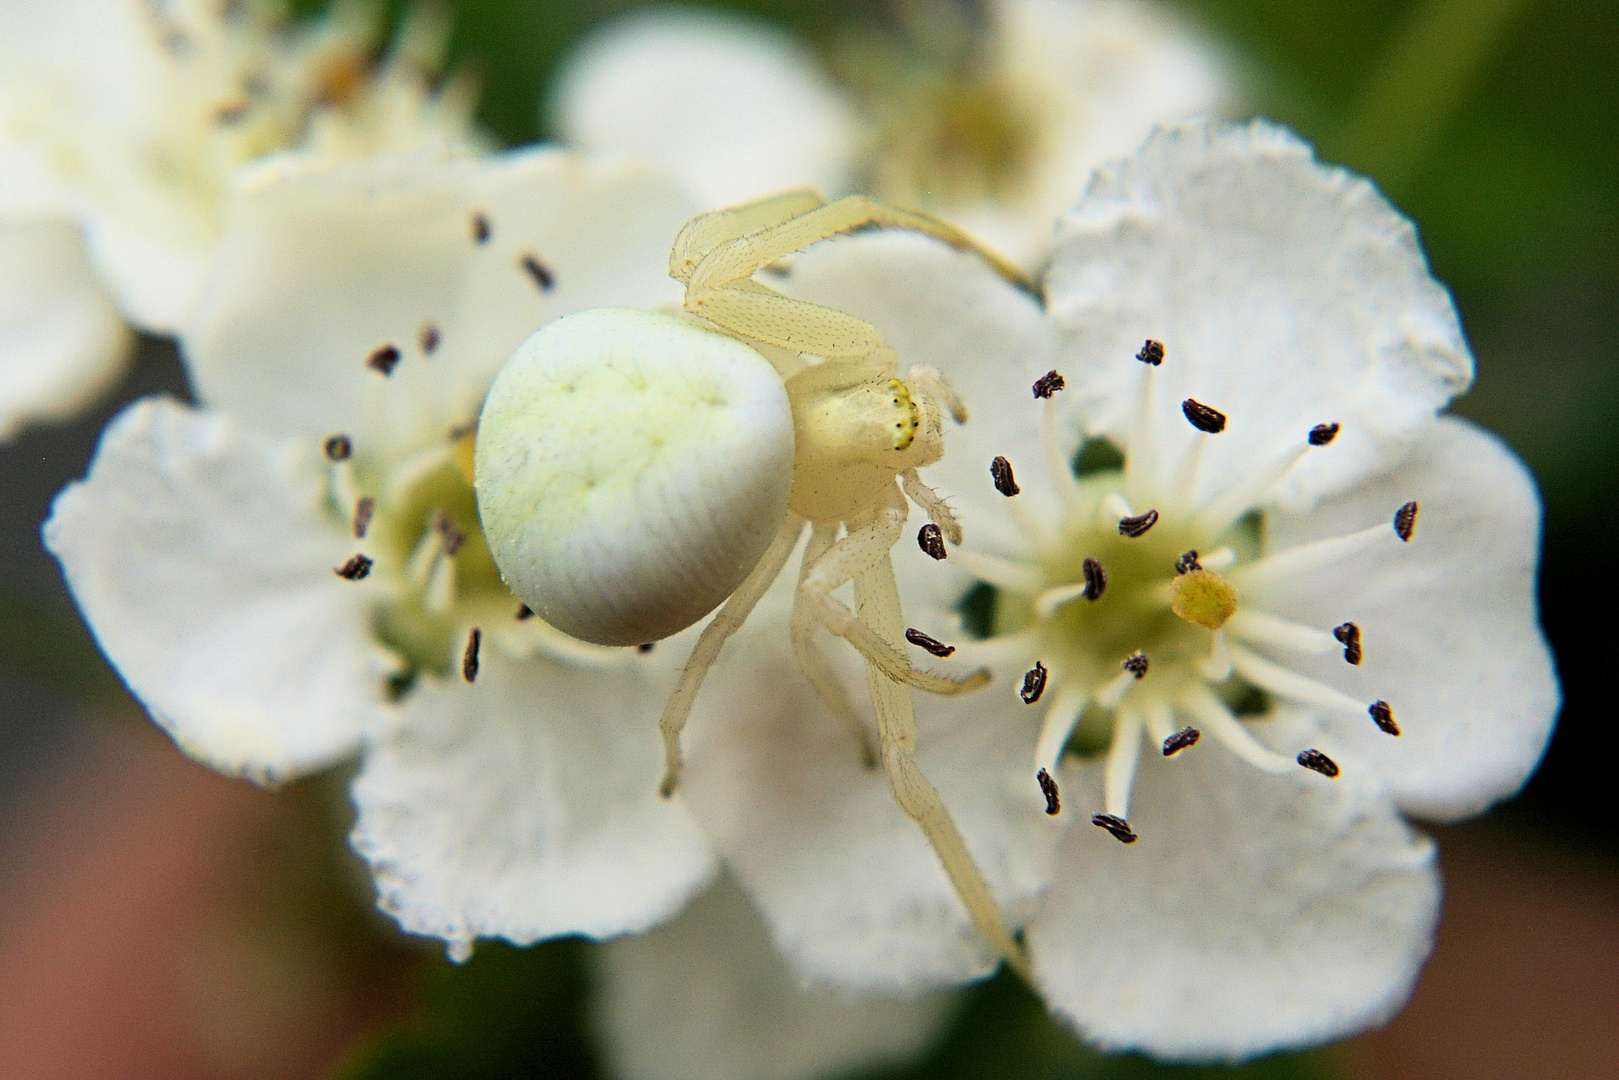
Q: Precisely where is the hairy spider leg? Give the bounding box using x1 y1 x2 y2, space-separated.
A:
791 521 879 769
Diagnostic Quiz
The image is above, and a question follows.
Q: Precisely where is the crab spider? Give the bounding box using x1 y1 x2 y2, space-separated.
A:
475 190 1030 972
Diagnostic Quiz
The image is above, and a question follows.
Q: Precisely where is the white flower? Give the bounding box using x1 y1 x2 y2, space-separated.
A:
45 146 720 959
711 118 1557 1056
594 877 959 1080
550 0 1233 266
0 0 482 440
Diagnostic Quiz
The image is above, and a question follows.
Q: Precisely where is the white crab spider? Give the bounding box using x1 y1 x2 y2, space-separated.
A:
475 189 1030 972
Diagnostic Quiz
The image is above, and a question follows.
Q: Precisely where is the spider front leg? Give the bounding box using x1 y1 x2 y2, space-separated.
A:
791 522 878 769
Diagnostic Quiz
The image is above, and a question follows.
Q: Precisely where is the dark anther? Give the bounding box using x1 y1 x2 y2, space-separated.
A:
1032 370 1066 398
1162 726 1201 756
435 511 465 557
323 434 352 461
520 253 555 291
1333 622 1363 665
1368 700 1400 736
353 496 374 540
1092 813 1138 843
367 344 401 375
1297 749 1340 777
637 642 656 654
1082 557 1107 600
448 420 477 441
471 211 491 244
419 324 441 355
991 455 1020 496
1118 509 1159 537
1308 422 1341 446
462 628 481 682
1020 661 1048 704
516 603 534 620
1123 651 1149 678
1136 339 1165 366
335 554 373 580
1182 398 1227 433
905 628 956 658
1394 501 1418 542
214 100 251 125
918 522 947 560
1036 768 1061 815
1175 550 1201 574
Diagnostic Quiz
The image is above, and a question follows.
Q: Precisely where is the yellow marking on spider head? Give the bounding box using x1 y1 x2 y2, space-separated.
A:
889 379 920 451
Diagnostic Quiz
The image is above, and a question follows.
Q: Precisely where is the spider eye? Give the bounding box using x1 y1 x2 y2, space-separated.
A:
474 308 795 646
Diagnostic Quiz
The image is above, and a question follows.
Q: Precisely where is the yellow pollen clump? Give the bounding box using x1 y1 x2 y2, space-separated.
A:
1169 568 1238 630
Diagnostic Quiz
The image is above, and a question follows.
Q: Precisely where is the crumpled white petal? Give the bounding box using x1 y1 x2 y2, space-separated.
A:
1244 415 1559 822
350 647 717 960
44 396 392 781
1046 118 1474 510
682 625 1059 993
0 217 131 441
1027 728 1440 1061
593 876 960 1080
551 9 858 209
186 146 694 457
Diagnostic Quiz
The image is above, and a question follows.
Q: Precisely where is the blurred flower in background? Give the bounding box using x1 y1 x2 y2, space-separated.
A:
551 0 1232 265
0 0 481 441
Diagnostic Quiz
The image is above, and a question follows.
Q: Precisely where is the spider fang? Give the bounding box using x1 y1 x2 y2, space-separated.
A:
520 253 555 292
1162 726 1201 756
1136 339 1165 366
1118 509 1159 537
1092 813 1138 843
1081 557 1106 600
991 455 1020 496
1369 700 1399 736
917 523 947 560
1036 768 1061 815
1182 398 1226 433
462 627 481 682
335 554 373 580
1032 370 1066 398
1020 661 1048 704
1394 501 1419 541
1308 422 1340 445
1333 622 1363 664
1297 749 1340 777
367 344 400 375
905 628 956 657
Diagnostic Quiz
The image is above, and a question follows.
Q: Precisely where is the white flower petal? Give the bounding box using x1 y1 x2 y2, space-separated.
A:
43 397 389 781
1027 732 1440 1061
186 146 694 457
350 648 717 958
0 217 131 440
682 631 1059 993
594 876 959 1080
1046 118 1474 509
1244 416 1558 822
551 9 858 209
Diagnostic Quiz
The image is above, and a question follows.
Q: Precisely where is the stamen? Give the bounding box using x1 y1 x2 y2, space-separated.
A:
1034 682 1087 774
335 554 373 580
1228 643 1369 719
435 511 466 557
951 550 1043 592
1036 768 1060 815
1232 523 1399 589
1136 339 1164 366
1333 622 1363 664
1118 509 1159 537
462 628 481 682
1369 700 1400 736
1297 749 1340 777
1082 557 1106 600
1162 726 1201 756
516 603 533 620
1101 493 1134 520
423 553 457 615
1143 698 1175 744
1200 629 1232 680
1096 667 1137 710
1092 814 1138 844
367 344 401 375
471 211 491 244
1228 611 1339 655
1175 550 1201 574
917 523 947 560
1034 581 1090 617
353 496 374 539
324 434 353 461
1122 651 1149 678
1182 398 1226 434
990 455 1020 496
1032 370 1066 398
1020 661 1048 704
1394 501 1419 541
1180 686 1295 774
520 252 555 291
905 628 956 658
1104 707 1144 820
1192 439 1311 537
1200 546 1237 570
419 324 441 355
1308 422 1340 446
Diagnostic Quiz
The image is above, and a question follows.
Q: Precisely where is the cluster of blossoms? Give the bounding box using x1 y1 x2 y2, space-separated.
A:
27 3 1557 1079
